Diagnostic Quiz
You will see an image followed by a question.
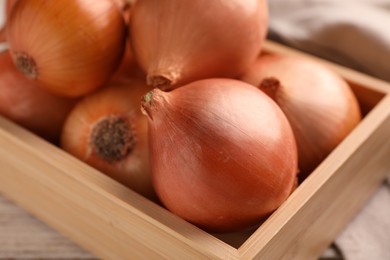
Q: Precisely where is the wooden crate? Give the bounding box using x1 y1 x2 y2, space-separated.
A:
1 41 390 259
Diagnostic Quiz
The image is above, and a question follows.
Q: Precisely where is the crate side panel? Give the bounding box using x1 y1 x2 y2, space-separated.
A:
240 96 390 259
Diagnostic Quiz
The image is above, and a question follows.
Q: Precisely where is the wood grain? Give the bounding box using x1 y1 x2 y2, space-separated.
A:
0 194 94 259
0 193 343 259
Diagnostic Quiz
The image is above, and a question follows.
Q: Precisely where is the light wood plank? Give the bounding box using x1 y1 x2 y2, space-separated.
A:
0 194 94 259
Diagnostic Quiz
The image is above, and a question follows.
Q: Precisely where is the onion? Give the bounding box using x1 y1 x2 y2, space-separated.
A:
61 80 156 200
130 0 268 90
0 50 77 142
241 54 362 180
141 79 298 232
6 0 126 97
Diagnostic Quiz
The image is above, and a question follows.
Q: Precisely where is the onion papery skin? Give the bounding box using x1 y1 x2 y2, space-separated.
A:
7 0 126 97
130 0 268 90
61 81 156 200
141 79 298 233
241 54 362 180
0 50 77 143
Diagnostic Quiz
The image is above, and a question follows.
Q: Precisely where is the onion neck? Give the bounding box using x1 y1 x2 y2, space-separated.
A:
259 77 281 100
90 116 135 162
141 88 168 120
147 65 182 90
14 52 38 79
147 75 172 90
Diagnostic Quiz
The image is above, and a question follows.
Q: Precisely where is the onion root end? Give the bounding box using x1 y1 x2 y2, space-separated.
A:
90 116 135 162
14 52 38 80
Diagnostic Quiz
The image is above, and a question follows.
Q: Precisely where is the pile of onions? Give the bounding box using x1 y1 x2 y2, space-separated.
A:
0 50 77 142
61 80 156 200
6 0 126 97
241 54 362 180
141 79 298 232
0 0 365 234
129 0 268 89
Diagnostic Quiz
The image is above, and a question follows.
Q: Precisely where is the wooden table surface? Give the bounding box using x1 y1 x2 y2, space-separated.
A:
0 193 95 259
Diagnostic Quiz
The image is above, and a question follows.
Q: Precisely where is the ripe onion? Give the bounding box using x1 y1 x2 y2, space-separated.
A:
6 0 126 97
130 0 268 90
241 54 362 180
61 81 156 200
141 79 298 232
0 50 77 142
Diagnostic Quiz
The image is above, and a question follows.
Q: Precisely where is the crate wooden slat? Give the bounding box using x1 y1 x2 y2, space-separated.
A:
1 41 390 259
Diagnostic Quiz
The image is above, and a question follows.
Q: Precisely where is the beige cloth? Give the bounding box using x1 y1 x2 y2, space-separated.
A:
268 0 390 82
268 1 390 259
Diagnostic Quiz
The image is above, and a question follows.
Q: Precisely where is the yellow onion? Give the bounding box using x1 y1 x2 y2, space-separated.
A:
130 0 268 90
141 79 298 232
0 50 77 143
241 54 362 180
6 0 126 97
61 80 156 200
